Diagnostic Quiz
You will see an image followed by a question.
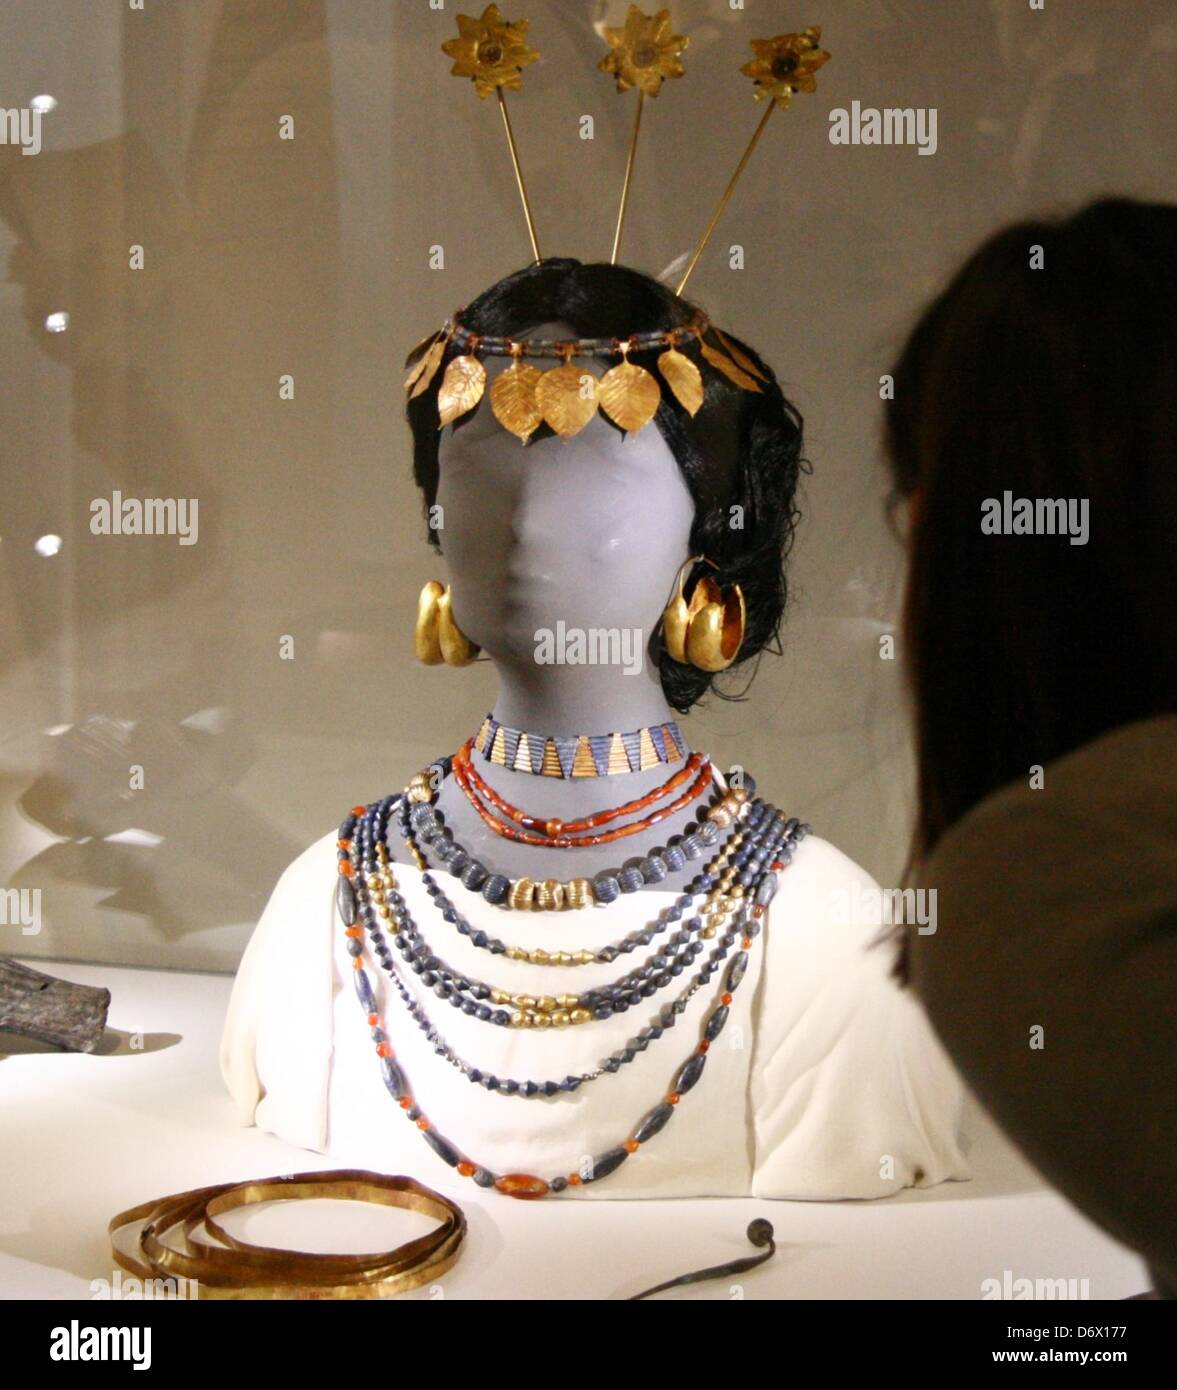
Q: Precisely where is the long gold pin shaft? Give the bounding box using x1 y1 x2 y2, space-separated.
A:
610 90 645 264
675 101 776 296
497 87 542 263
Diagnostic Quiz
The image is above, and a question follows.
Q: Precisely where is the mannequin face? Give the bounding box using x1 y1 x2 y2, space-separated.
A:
436 321 695 669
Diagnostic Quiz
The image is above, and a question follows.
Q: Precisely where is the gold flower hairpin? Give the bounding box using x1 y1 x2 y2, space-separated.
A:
598 6 690 263
442 5 543 259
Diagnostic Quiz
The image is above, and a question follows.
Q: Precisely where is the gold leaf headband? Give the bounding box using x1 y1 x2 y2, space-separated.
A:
413 6 830 439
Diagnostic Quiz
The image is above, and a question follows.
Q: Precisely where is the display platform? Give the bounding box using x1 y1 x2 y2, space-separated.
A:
0 959 1148 1301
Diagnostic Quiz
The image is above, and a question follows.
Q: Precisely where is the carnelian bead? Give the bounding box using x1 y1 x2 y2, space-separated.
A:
376 1042 392 1058
742 936 752 949
399 1097 413 1109
352 957 363 971
457 1161 476 1178
721 992 733 1006
345 926 362 938
567 1173 582 1186
771 860 784 871
367 1013 378 1027
337 838 352 850
351 805 366 817
667 1092 681 1105
624 1139 639 1154
339 860 355 878
751 904 764 918
494 1173 550 1200
698 1040 710 1054
416 1117 430 1130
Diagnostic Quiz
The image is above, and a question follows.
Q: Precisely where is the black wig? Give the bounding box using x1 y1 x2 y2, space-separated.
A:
406 258 805 713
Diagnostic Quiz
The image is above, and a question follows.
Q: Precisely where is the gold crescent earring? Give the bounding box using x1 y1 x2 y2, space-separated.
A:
660 559 745 672
415 581 479 666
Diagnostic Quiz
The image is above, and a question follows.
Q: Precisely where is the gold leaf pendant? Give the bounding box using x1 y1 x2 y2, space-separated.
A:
713 328 770 383
406 336 447 398
657 348 704 416
536 362 600 438
700 339 762 393
598 359 662 433
403 328 441 372
489 360 543 442
437 354 487 428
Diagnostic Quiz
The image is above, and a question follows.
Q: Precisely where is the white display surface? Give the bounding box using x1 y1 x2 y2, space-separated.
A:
0 960 1148 1300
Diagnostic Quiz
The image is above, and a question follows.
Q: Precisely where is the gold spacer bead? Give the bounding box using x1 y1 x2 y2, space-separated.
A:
509 1012 527 1028
531 1012 552 1029
491 989 509 1005
570 1008 593 1025
506 947 526 961
512 994 537 1009
537 996 558 1012
553 951 573 967
702 924 717 939
531 948 550 966
550 1010 571 1027
556 994 579 1009
575 950 595 965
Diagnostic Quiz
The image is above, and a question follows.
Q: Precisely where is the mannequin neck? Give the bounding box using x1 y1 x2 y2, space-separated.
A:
488 651 681 739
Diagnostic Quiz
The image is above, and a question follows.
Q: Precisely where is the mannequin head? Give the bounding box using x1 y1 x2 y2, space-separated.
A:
407 259 804 713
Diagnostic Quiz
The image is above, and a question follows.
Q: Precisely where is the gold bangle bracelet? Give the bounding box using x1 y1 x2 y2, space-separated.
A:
108 1170 465 1300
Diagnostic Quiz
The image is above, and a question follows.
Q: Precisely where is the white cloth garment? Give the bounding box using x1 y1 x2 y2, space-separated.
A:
220 824 970 1199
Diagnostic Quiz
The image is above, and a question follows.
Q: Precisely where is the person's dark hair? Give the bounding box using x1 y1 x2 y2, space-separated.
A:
406 258 805 712
886 197 1177 875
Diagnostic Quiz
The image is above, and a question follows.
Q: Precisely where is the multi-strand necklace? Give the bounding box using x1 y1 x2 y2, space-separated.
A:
335 741 808 1199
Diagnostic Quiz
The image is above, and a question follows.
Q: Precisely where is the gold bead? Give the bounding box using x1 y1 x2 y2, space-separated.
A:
509 878 537 911
512 994 537 1009
491 989 509 1005
556 994 579 1009
551 1010 571 1027
570 1008 593 1025
708 806 733 827
532 1012 552 1029
506 947 526 961
538 879 565 911
553 951 573 966
531 947 550 965
567 878 593 909
509 1012 527 1028
537 996 558 1012
702 924 717 939
575 950 595 965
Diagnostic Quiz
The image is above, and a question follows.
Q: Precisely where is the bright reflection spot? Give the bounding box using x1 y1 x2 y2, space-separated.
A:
30 94 57 114
34 534 63 556
104 829 164 848
44 311 69 333
44 723 74 736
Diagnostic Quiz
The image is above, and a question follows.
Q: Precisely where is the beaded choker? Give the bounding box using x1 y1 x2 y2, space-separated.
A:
474 713 688 777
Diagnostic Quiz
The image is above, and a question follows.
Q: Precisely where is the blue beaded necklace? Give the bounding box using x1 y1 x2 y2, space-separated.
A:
337 773 806 1198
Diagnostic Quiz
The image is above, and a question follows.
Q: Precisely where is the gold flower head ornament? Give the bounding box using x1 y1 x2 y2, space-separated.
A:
598 5 689 97
441 3 540 97
740 26 830 110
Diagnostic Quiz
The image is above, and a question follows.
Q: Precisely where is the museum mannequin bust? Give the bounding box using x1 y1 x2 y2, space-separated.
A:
220 259 970 1202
